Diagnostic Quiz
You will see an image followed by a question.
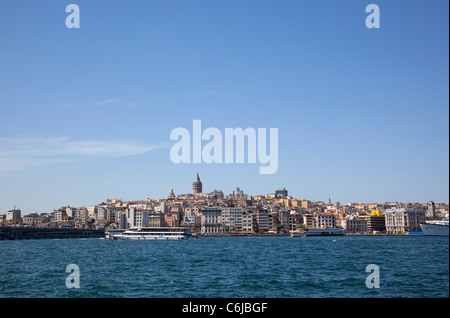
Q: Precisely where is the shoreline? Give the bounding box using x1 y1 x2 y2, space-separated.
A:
196 232 426 237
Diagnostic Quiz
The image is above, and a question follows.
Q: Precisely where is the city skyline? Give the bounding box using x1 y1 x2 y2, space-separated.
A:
1 0 449 213
2 171 448 215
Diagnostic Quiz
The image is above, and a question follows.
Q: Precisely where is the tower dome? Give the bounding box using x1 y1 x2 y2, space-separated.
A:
192 172 203 194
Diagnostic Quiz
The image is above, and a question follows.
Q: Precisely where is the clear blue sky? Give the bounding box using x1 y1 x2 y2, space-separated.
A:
0 0 448 214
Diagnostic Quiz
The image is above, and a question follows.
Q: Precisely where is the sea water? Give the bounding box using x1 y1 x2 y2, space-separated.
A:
0 236 448 298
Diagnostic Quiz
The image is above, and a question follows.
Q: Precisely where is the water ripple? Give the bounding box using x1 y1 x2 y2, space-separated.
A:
0 236 448 298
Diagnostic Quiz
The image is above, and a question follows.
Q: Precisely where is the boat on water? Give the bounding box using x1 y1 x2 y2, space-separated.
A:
420 218 449 236
305 227 345 236
110 227 195 240
292 227 345 237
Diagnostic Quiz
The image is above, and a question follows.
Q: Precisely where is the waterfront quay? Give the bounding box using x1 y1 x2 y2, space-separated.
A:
0 227 104 240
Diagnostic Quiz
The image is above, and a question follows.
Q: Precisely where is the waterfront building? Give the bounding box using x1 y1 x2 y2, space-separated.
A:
315 213 336 228
148 212 165 227
242 212 256 234
97 206 107 220
341 218 368 234
200 208 222 234
75 208 89 227
6 209 21 221
360 212 386 233
22 213 43 226
268 211 276 232
222 207 243 232
127 208 149 228
279 210 290 232
303 214 315 229
117 211 128 229
53 208 67 223
192 172 203 194
106 207 119 224
385 208 426 234
256 209 269 232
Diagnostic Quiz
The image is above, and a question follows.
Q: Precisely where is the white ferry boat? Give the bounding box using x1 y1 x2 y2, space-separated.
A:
420 218 449 236
111 227 194 240
304 227 346 236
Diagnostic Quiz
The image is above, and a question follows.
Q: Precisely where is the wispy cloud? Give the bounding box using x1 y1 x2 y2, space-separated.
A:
92 98 119 106
0 136 166 173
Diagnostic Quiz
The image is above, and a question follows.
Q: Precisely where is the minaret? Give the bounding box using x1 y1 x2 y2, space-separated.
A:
192 172 203 194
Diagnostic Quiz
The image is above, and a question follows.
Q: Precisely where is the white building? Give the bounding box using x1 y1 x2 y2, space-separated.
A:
127 208 149 228
385 208 426 234
53 208 67 223
97 206 107 220
117 211 128 229
222 207 243 232
6 209 21 221
200 208 223 235
315 213 336 228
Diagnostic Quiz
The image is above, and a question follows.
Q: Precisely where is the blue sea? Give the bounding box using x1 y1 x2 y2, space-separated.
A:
0 236 448 298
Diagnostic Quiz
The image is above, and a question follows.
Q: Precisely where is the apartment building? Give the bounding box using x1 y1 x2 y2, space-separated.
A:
22 213 43 226
242 212 256 234
148 212 165 227
127 208 149 228
6 209 21 221
222 207 243 232
200 208 223 235
303 214 315 229
341 218 368 234
255 209 269 232
359 214 386 233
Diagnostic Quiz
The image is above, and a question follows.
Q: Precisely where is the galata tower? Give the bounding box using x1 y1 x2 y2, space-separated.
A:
192 172 203 194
